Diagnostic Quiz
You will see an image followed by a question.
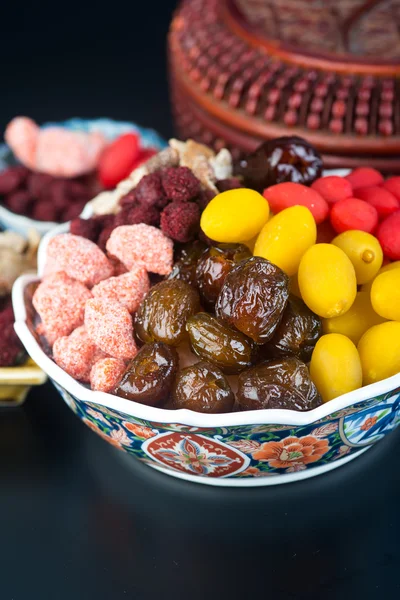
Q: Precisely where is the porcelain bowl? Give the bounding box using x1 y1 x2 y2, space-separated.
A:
0 118 166 236
12 272 400 486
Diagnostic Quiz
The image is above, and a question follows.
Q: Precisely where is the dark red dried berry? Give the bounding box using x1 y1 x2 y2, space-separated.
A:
0 302 26 366
196 188 216 211
134 173 167 209
160 201 200 243
5 190 33 214
114 204 160 227
119 189 137 207
161 167 201 202
70 217 100 242
0 166 29 195
31 201 59 222
93 214 115 230
97 224 115 251
216 178 244 193
27 172 54 198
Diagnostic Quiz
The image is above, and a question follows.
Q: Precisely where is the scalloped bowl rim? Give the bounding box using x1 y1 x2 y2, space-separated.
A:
12 273 400 428
0 117 166 233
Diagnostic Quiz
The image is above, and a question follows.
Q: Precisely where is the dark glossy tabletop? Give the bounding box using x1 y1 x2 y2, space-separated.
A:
2 3 400 599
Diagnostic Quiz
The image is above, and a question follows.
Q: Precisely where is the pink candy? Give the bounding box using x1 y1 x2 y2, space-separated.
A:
53 326 105 382
5 117 107 178
106 224 173 275
33 271 92 345
90 358 126 392
85 297 138 359
45 233 113 287
92 266 149 313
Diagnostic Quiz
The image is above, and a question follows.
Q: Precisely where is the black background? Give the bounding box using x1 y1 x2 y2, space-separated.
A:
1 2 400 599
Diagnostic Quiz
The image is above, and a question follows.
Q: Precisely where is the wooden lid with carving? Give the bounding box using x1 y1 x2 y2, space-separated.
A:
168 0 400 171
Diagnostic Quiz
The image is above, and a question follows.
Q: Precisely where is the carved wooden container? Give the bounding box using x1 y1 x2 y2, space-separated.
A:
168 0 400 171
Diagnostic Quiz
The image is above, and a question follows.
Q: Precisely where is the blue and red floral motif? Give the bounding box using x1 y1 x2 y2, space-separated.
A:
54 381 400 479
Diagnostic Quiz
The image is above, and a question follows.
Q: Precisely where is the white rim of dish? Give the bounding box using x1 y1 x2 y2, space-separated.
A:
12 273 400 428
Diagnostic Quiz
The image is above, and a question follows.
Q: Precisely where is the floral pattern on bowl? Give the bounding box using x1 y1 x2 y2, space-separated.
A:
52 378 400 485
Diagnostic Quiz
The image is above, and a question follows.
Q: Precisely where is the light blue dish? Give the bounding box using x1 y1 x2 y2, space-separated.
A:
0 118 166 235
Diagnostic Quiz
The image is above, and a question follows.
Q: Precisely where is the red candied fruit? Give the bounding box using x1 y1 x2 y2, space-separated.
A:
134 172 167 209
160 201 200 242
345 167 384 191
161 167 201 202
377 211 400 260
0 166 28 195
330 197 378 234
70 217 101 242
310 176 353 204
382 177 400 201
98 133 140 189
114 203 160 228
263 181 329 224
5 190 33 214
354 185 399 219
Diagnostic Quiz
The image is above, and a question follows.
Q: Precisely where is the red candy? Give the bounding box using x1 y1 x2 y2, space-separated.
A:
90 358 126 392
85 297 138 360
377 211 400 260
345 167 384 191
354 185 399 219
330 197 378 234
382 177 400 201
263 182 329 224
310 176 353 204
98 133 140 189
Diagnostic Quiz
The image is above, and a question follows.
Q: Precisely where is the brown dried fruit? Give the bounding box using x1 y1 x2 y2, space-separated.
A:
196 243 252 307
186 313 254 374
168 241 207 287
215 257 289 344
259 296 322 362
237 357 322 411
113 342 179 407
135 279 201 346
171 361 234 413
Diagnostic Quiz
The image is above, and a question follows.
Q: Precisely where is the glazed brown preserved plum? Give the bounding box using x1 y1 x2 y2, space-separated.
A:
135 279 200 346
186 312 254 374
113 342 179 406
171 361 234 413
168 241 207 287
237 357 322 411
236 136 323 192
215 257 289 344
196 243 252 306
260 296 322 362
